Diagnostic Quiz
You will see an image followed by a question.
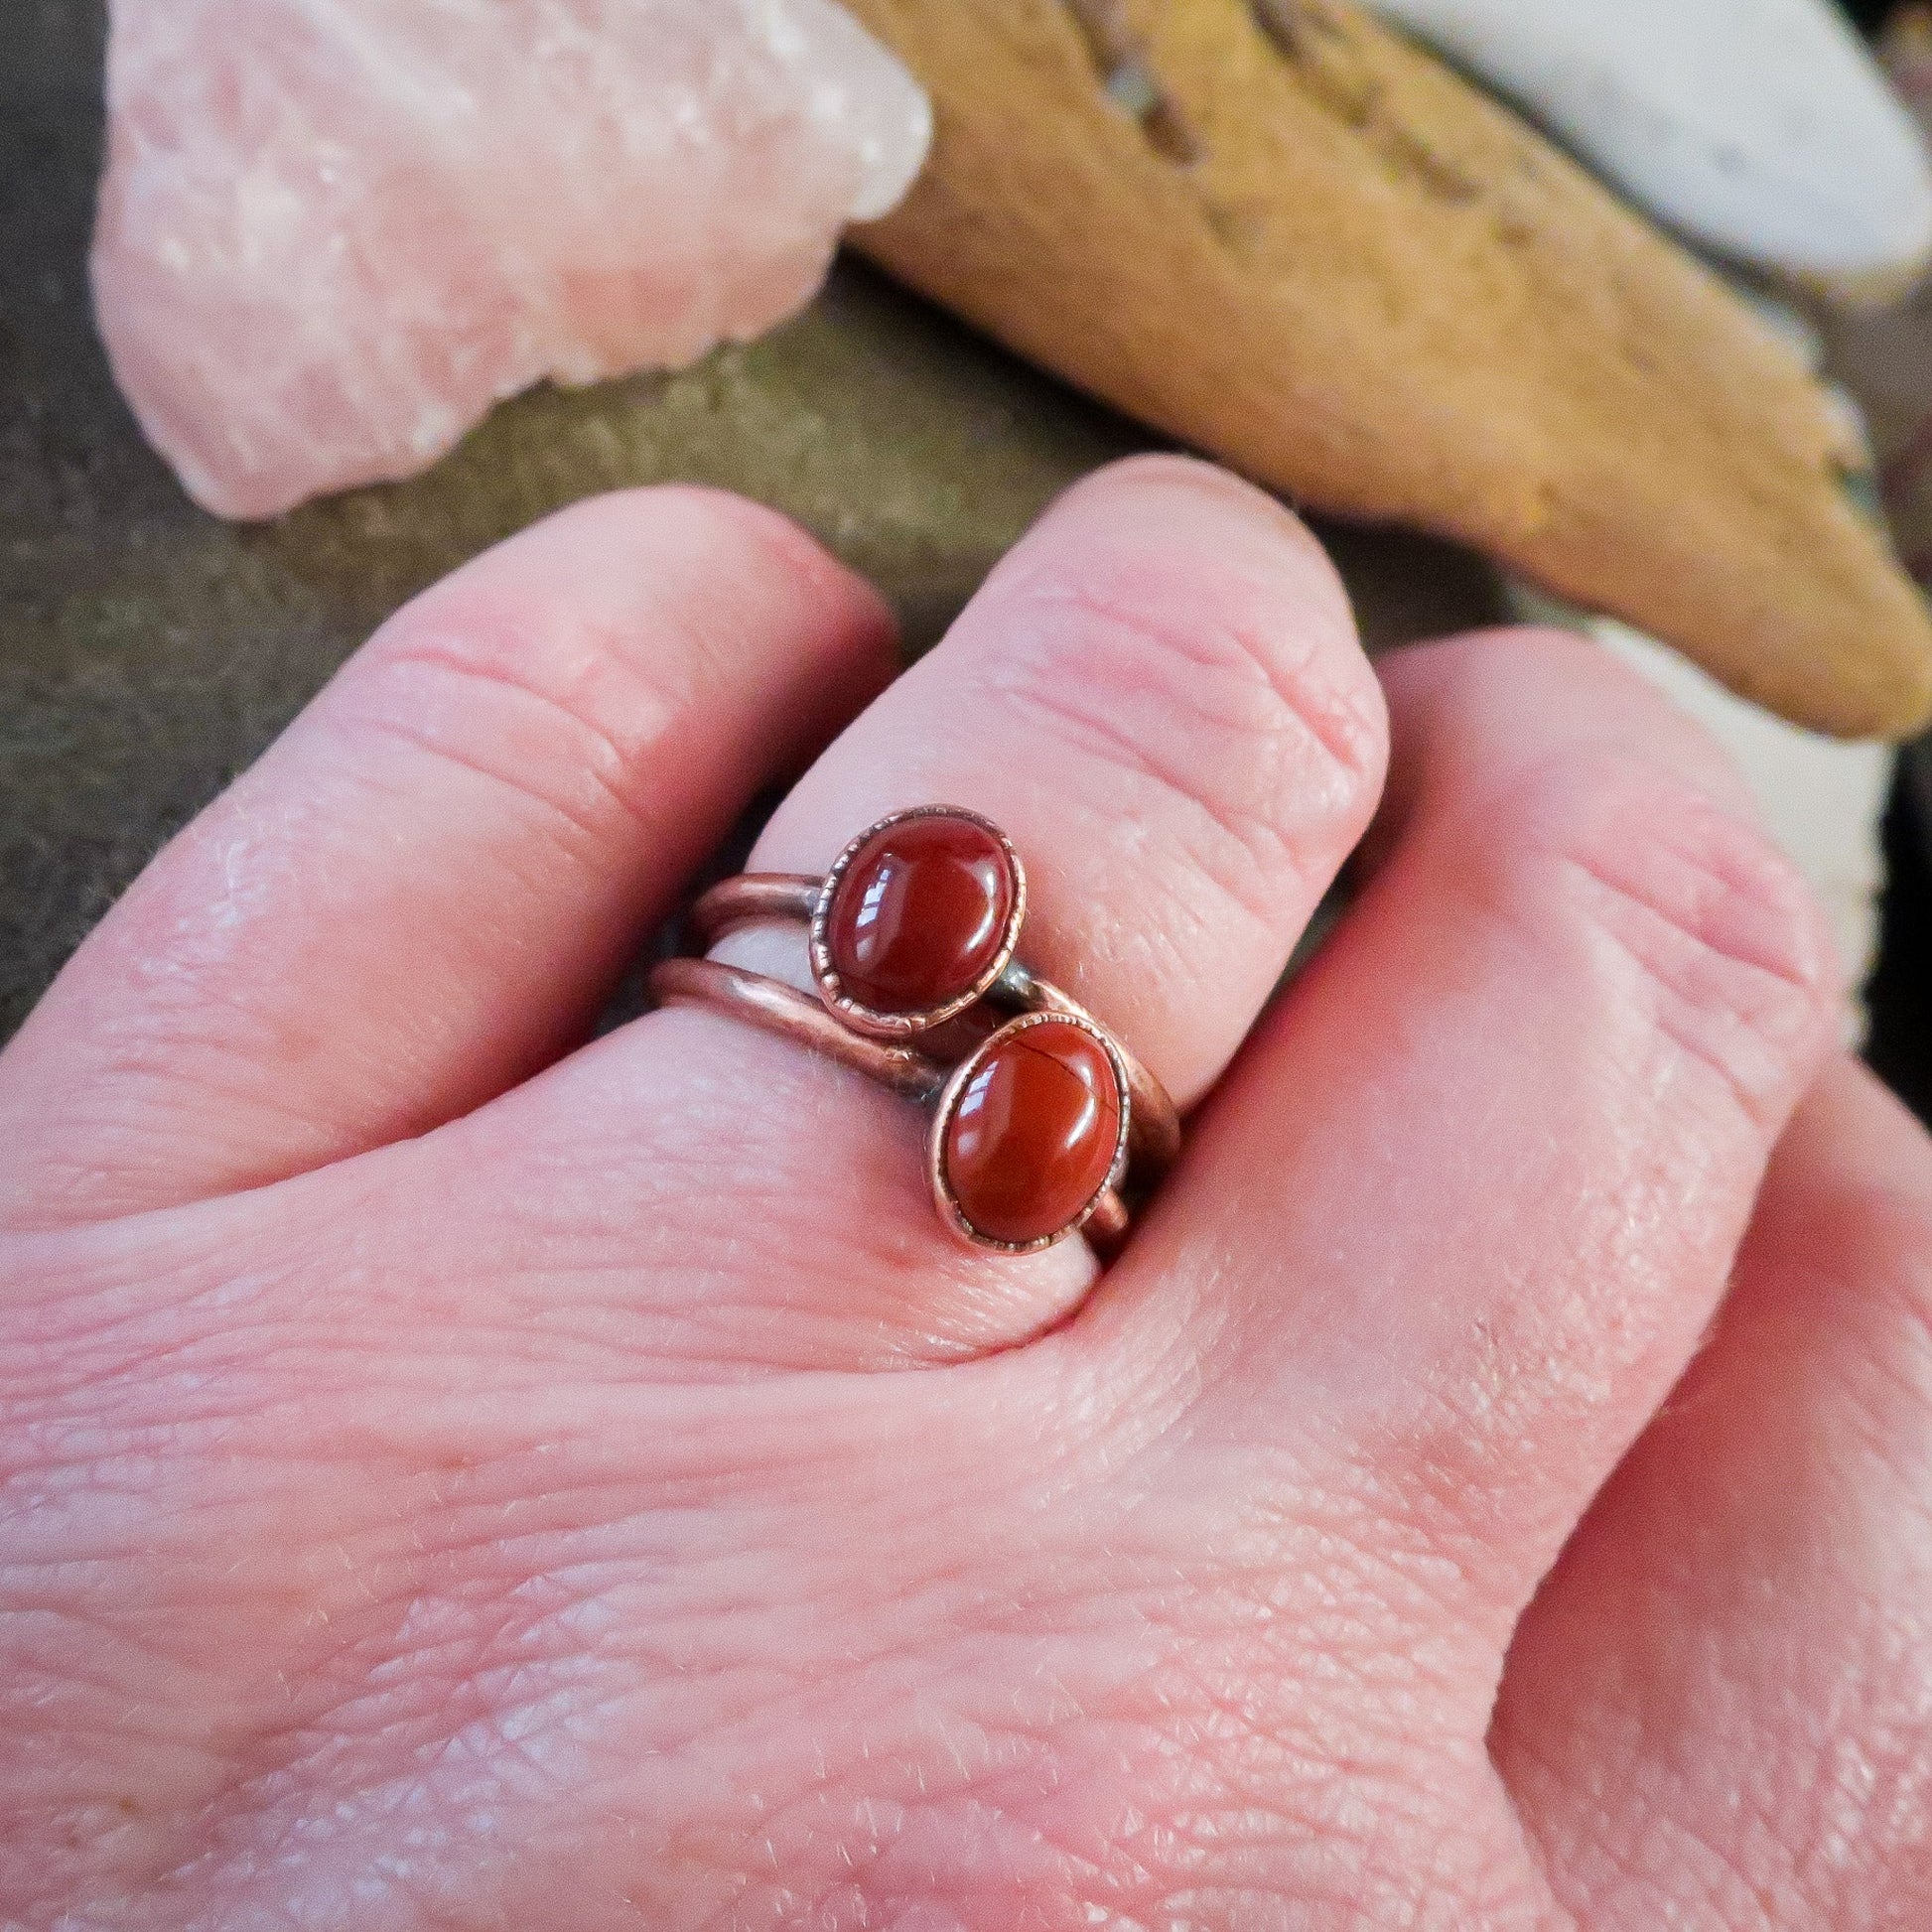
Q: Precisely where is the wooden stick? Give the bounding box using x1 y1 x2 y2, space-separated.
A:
844 0 1932 739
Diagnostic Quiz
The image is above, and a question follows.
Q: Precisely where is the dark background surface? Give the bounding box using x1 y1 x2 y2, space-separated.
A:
3 0 1927 1118
1872 764 1932 1120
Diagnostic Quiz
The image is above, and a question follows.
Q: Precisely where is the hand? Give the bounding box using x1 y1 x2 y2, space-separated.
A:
4 458 1929 1928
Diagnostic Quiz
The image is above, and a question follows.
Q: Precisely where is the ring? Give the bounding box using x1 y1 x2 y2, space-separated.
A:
652 806 1180 1256
693 804 1031 1040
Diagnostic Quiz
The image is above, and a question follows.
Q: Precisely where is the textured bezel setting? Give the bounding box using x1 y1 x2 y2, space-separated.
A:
928 1011 1133 1252
809 804 1026 1037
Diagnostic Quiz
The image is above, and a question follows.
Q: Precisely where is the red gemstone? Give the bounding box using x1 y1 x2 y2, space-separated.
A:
825 812 1016 1016
942 1020 1123 1246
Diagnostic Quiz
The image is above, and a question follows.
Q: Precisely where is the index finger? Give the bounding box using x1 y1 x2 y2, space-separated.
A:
0 488 896 1232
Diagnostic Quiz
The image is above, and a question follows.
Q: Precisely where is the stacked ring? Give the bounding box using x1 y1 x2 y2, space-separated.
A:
650 806 1178 1257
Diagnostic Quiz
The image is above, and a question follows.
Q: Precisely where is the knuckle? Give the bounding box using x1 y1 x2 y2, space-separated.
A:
541 482 846 602
1385 624 1763 815
582 483 865 617
1797 1163 1932 1432
345 486 878 858
355 602 668 855
1503 753 1835 1130
585 484 897 686
1860 1200 1932 1410
1417 624 1641 704
354 589 692 859
987 562 1386 930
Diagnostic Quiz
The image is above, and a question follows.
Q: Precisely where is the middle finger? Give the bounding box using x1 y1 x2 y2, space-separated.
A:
731 454 1388 1108
422 457 1388 1369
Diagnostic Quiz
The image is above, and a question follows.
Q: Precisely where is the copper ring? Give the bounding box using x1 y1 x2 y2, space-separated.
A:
690 805 1031 1041
654 806 1180 1256
648 959 1140 1257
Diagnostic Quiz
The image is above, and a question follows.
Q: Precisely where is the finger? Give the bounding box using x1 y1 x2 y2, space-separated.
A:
1494 1056 1932 1929
0 489 895 1231
415 456 1390 1368
1120 626 1837 1634
728 454 1387 1105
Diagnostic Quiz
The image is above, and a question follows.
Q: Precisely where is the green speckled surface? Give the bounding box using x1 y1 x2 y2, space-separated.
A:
0 0 1504 1040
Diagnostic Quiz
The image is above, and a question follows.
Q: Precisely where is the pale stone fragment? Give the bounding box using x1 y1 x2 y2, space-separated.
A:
1369 0 1932 290
91 0 932 519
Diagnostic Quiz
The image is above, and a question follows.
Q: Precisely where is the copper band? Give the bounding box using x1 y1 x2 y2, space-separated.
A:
688 873 1181 1175
649 956 945 1102
649 955 1138 1258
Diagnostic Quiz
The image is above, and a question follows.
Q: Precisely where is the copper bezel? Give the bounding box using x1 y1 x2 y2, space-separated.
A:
926 1010 1133 1254
807 804 1027 1039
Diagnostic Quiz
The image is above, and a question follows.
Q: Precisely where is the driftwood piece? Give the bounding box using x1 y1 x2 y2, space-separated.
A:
843 0 1932 740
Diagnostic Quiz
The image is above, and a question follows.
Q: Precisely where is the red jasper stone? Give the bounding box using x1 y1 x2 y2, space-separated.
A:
942 1020 1123 1245
825 812 1016 1016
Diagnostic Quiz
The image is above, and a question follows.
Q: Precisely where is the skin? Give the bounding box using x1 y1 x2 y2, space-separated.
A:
1 454 1929 1928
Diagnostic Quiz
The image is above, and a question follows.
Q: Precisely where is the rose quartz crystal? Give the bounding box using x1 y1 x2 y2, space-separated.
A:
90 0 931 519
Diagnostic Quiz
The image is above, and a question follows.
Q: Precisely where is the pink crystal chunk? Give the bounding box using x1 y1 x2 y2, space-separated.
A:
91 0 932 519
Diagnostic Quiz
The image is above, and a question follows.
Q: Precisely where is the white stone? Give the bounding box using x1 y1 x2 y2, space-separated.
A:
91 0 932 519
1368 0 1932 286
